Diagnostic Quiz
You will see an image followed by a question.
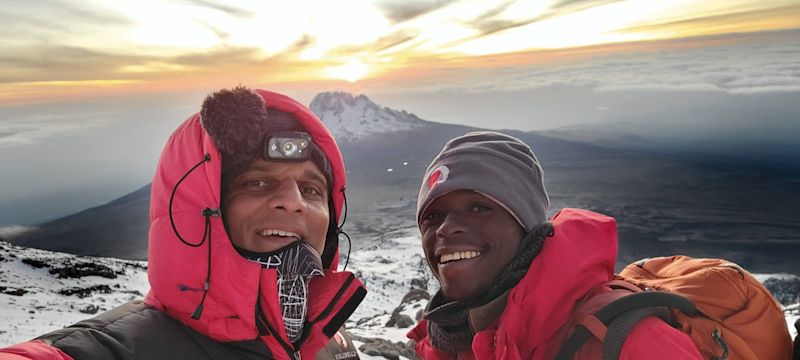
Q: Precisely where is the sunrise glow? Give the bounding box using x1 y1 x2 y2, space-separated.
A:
326 59 369 83
0 0 798 105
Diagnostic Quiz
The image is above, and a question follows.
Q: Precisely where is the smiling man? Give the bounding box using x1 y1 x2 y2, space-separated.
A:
408 131 702 359
223 160 331 255
0 86 366 360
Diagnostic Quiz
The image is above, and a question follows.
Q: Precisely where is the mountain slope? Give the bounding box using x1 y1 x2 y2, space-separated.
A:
7 91 800 275
10 185 151 260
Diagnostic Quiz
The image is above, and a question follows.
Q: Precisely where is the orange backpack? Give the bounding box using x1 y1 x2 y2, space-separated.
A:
555 256 793 360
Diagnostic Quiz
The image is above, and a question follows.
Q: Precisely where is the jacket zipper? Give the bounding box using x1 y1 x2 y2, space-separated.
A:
257 272 363 358
257 300 299 360
295 273 361 348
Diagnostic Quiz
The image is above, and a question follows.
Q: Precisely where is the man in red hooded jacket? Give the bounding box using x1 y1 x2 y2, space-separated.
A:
0 86 366 360
407 131 702 359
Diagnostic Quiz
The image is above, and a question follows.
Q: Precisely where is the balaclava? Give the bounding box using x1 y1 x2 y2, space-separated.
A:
200 85 333 343
416 131 552 353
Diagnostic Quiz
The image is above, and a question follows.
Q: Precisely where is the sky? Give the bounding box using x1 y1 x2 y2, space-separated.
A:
2 0 799 104
1 0 799 227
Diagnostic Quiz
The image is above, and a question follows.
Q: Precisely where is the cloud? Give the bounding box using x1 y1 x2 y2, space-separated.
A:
170 46 266 67
0 1 133 49
372 32 419 52
594 83 722 93
374 0 451 22
404 30 800 96
181 0 254 18
550 0 625 11
467 0 627 36
620 4 800 35
0 108 119 147
0 46 150 83
3 0 799 99
465 0 623 36
728 85 800 94
459 0 627 37
467 1 544 36
318 30 420 59
0 1 309 83
0 43 287 84
0 0 132 31
0 225 34 238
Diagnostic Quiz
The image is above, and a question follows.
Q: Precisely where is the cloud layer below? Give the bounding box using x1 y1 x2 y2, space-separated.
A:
394 30 800 96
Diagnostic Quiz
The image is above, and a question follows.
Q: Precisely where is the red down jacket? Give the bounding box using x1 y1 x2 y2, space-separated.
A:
1 89 366 360
408 208 702 360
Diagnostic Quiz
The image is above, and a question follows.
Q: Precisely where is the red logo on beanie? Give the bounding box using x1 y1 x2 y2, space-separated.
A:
428 165 449 190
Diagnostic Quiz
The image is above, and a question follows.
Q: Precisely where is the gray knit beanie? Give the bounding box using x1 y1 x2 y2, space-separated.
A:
417 131 550 231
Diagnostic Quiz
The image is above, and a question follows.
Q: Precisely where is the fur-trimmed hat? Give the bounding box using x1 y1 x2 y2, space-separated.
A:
199 85 332 193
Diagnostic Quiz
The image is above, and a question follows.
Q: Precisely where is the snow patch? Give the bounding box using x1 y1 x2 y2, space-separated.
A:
1 238 797 353
753 273 799 282
0 241 148 346
310 92 426 142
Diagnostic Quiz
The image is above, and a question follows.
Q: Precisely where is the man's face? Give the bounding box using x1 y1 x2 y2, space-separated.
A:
222 159 330 254
419 190 524 302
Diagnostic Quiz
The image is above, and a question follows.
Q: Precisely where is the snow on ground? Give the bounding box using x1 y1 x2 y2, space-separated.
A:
349 297 428 345
0 228 433 354
346 227 430 321
786 303 799 338
1 235 798 353
352 341 411 360
0 241 148 346
0 229 433 355
753 273 799 282
344 227 432 341
310 92 426 142
753 273 800 338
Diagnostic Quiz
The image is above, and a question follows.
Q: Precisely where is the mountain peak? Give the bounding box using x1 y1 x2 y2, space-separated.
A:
310 91 425 142
311 91 369 107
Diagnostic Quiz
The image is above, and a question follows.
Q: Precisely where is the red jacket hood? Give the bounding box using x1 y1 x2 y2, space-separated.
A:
143 89 358 348
409 208 618 360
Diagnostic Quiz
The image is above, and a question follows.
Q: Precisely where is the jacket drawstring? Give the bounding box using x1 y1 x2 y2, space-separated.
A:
167 153 220 320
338 229 352 271
337 187 352 271
337 186 348 228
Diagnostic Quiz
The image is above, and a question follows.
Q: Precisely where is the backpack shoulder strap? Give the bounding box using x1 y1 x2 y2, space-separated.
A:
555 290 698 360
603 306 670 359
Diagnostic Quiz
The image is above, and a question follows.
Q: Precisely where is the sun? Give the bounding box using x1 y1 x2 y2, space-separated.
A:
325 59 368 83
